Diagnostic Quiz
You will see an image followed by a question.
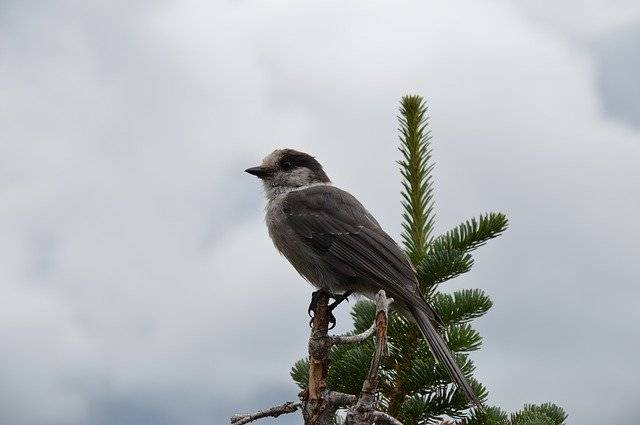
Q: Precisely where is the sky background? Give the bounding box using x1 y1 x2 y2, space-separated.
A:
1 1 639 424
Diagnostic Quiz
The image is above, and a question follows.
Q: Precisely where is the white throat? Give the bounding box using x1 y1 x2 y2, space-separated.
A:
264 182 332 202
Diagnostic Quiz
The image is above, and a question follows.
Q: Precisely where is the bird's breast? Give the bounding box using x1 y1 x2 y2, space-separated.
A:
264 196 333 290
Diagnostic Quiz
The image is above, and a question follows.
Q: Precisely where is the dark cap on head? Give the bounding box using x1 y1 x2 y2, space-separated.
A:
245 149 330 184
276 149 329 182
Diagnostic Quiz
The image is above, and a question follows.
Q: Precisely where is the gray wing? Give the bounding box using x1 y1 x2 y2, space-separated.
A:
282 185 427 312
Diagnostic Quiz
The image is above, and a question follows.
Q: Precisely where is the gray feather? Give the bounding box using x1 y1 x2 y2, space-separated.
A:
267 184 478 404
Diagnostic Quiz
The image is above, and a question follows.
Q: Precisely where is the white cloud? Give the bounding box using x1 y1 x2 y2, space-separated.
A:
1 1 639 424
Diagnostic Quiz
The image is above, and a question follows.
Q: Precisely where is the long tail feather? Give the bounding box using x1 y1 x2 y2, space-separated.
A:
411 305 481 406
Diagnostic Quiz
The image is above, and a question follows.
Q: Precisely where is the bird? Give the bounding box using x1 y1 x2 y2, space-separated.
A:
245 148 479 405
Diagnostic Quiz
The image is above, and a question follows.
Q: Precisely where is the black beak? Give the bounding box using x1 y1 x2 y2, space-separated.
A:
244 166 272 179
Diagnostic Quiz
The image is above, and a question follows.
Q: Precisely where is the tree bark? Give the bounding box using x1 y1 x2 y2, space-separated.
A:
302 291 338 425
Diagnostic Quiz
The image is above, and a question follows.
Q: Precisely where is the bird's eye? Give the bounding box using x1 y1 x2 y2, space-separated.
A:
281 160 294 170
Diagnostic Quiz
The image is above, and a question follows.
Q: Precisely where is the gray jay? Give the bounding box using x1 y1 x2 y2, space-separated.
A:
245 148 479 405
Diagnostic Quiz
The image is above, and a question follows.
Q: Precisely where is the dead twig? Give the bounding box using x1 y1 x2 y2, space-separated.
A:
302 291 342 425
230 290 403 425
230 401 301 425
345 291 402 425
307 291 332 402
331 323 376 345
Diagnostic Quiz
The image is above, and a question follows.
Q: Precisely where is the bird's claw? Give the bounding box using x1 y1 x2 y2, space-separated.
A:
308 290 353 329
328 290 353 311
308 290 324 318
328 312 337 330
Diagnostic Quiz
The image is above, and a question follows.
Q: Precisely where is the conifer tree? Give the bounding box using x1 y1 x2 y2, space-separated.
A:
290 95 566 424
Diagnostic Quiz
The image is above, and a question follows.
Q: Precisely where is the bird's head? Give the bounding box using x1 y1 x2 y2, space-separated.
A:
245 149 330 195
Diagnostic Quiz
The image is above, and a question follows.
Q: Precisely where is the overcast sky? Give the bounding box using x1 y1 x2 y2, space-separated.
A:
1 1 639 424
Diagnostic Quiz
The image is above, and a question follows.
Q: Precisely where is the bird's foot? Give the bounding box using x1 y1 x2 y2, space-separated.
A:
308 290 353 330
307 290 326 318
326 290 353 329
328 290 353 312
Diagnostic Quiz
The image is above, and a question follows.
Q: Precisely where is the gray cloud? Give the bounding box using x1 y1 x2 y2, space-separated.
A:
510 0 640 40
592 22 640 128
511 1 640 129
1 1 639 425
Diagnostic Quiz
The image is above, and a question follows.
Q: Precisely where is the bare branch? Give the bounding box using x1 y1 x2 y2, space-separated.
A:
331 298 392 345
230 401 301 425
307 291 332 402
370 411 404 425
331 324 375 345
326 391 358 406
232 290 400 425
345 291 403 425
302 291 339 425
361 291 391 395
